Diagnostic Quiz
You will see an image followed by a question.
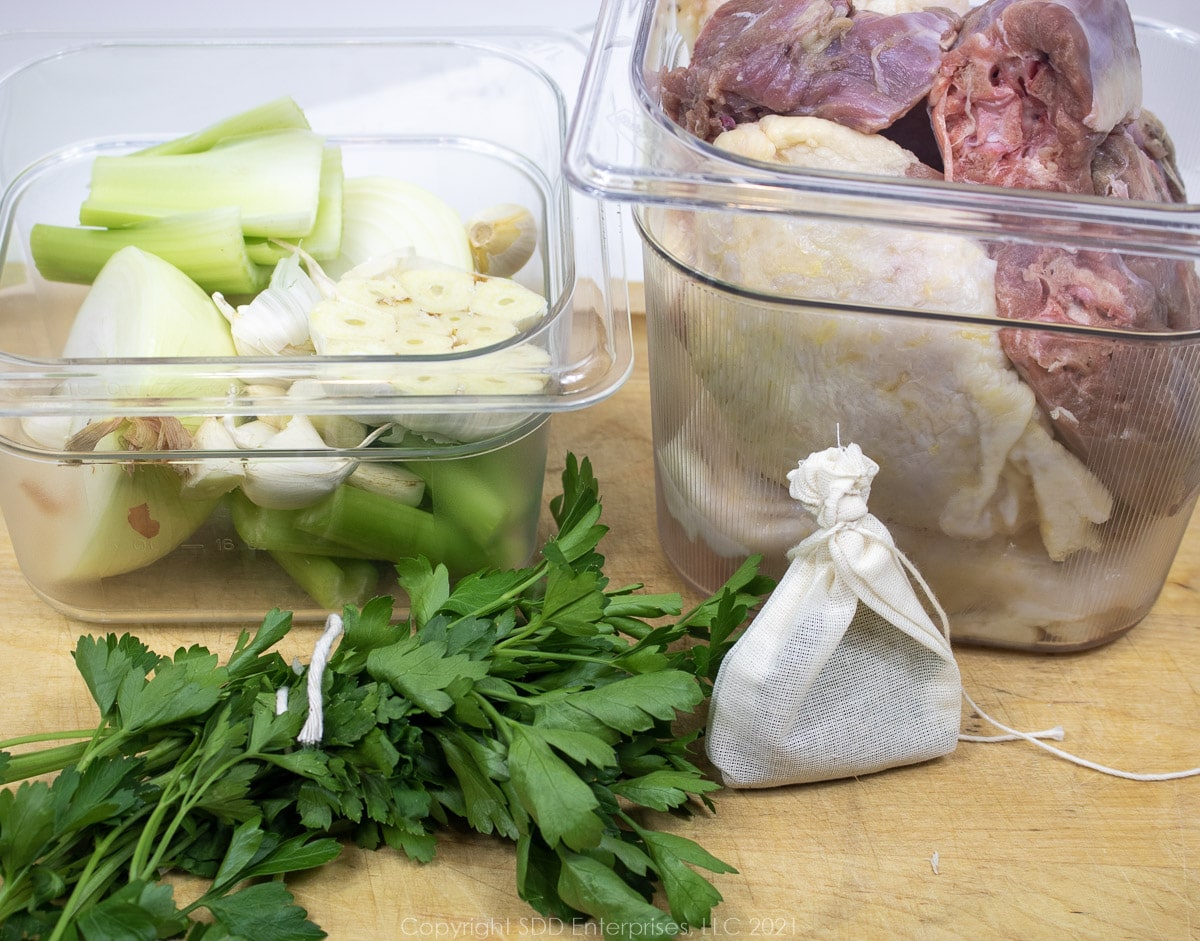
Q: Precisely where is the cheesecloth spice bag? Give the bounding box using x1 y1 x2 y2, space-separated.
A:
706 442 962 787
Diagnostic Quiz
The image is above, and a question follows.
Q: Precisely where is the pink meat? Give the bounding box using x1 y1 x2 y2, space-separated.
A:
662 0 961 142
930 0 1200 513
930 0 1142 191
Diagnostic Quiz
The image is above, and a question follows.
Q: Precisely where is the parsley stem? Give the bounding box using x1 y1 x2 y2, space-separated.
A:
470 692 513 744
0 741 89 783
48 819 141 941
128 741 202 879
491 611 549 652
490 649 612 667
0 728 104 750
137 751 264 879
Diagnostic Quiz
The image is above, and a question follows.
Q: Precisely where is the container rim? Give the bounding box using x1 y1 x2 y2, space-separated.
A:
564 0 1200 259
0 25 636 425
634 205 1200 340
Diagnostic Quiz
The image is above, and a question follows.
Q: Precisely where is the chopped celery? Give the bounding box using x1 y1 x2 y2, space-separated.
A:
79 129 327 238
244 145 344 263
413 447 544 567
229 490 376 559
295 484 488 575
267 549 378 611
29 209 268 295
134 96 311 157
414 457 512 551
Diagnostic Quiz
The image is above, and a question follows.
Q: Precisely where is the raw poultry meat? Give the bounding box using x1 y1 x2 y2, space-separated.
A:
650 0 1200 645
929 0 1142 192
929 0 1200 512
661 0 962 141
655 116 1112 558
647 115 1121 645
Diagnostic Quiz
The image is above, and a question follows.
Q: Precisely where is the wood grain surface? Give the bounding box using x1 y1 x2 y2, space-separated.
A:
0 317 1196 940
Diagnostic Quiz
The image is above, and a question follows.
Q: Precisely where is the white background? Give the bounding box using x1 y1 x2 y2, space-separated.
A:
1 0 1192 33
0 1 603 33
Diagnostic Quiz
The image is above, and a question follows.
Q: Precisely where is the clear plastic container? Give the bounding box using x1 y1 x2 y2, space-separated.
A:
0 28 634 623
566 0 1200 651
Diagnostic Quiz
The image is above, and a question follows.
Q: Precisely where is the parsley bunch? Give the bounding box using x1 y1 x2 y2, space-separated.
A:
0 455 771 940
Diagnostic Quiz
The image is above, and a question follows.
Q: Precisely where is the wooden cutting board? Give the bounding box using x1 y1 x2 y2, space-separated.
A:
0 316 1195 940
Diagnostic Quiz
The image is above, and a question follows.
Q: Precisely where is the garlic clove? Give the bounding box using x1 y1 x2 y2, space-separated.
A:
237 415 392 510
397 266 477 314
468 277 547 329
240 456 357 509
346 461 426 506
223 416 281 449
467 203 538 277
181 416 246 499
214 255 319 356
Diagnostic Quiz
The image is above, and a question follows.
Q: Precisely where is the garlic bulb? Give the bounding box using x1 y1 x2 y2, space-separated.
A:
467 203 537 277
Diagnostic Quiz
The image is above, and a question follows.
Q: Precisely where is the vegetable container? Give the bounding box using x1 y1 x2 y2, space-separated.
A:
565 0 1200 651
0 29 633 623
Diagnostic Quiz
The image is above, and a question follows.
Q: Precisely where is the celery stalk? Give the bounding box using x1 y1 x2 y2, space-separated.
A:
413 450 538 554
134 96 311 157
295 484 487 574
267 549 378 611
229 490 375 559
244 145 344 263
79 129 326 238
30 209 268 295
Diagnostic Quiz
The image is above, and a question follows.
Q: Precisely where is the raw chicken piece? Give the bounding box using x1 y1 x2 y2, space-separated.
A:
930 0 1142 191
653 116 1112 565
674 0 970 46
992 243 1200 513
662 0 962 141
1092 110 1186 203
930 0 1200 514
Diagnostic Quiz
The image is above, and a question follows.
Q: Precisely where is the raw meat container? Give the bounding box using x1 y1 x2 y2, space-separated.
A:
565 0 1200 651
0 29 633 623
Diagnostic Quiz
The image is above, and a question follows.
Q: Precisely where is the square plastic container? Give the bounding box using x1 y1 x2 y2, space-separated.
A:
566 0 1200 651
0 28 634 623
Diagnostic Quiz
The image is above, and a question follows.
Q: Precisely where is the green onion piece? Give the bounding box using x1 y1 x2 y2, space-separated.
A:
80 129 327 238
268 549 379 610
30 209 268 295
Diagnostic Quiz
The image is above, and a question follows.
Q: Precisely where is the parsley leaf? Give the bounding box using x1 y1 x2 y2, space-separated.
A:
0 453 771 939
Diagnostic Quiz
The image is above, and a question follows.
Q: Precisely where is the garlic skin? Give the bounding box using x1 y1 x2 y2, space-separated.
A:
467 204 538 277
214 254 319 356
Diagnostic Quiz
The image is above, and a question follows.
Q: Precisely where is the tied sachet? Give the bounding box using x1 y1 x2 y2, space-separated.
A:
706 442 961 788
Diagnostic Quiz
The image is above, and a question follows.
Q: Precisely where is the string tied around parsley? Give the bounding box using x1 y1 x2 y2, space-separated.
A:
283 612 344 747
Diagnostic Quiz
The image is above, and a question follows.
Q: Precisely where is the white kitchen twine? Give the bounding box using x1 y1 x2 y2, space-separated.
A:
284 612 344 747
796 436 1200 782
858 482 1200 781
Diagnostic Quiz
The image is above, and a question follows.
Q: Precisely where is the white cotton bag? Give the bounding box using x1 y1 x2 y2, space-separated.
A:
706 442 962 788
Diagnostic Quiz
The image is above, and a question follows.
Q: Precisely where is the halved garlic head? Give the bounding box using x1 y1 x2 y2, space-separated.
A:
467 203 538 277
